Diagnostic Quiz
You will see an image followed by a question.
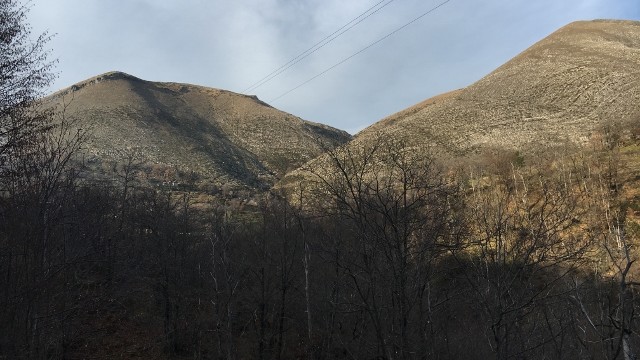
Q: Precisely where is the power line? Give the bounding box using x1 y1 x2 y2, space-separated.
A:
243 0 397 94
269 0 451 103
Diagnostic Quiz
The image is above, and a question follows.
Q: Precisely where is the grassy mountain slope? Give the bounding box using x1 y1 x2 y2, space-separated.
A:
356 19 640 156
45 71 350 189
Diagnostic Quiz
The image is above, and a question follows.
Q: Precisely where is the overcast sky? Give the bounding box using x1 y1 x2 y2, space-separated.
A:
29 0 639 134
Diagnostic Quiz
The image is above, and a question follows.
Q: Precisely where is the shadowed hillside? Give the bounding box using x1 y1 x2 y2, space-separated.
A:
45 71 350 189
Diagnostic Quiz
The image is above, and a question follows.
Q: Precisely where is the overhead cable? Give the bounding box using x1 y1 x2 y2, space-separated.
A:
269 0 451 103
243 0 397 94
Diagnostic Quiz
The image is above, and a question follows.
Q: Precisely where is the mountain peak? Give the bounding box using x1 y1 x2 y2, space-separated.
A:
43 72 351 189
93 71 143 82
348 19 640 157
565 18 640 27
50 71 144 99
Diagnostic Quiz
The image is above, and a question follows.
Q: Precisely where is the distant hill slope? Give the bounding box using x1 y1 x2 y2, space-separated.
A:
355 19 640 155
44 71 350 188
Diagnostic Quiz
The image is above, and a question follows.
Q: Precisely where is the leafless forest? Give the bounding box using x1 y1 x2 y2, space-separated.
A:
2 1 640 359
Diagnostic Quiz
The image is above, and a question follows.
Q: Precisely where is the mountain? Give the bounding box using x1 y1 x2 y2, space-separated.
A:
44 71 351 189
277 19 640 195
355 19 640 156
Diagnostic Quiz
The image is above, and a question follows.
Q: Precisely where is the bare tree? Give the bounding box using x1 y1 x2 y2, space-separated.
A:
0 0 56 163
301 135 463 359
570 129 640 360
454 156 591 359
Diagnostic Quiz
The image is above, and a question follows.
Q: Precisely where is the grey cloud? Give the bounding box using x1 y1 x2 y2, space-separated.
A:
28 0 640 134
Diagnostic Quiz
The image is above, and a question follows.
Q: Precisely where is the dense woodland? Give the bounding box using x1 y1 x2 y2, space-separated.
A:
2 1 640 359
